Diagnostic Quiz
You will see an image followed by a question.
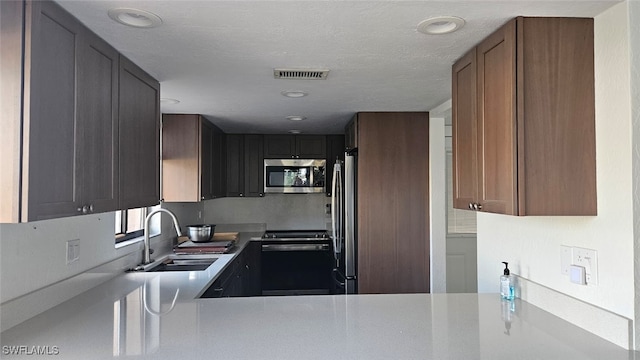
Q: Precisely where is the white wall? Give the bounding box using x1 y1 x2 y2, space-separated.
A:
0 206 185 331
630 0 640 350
477 0 633 322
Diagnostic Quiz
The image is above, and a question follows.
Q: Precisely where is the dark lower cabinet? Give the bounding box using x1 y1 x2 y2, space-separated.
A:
201 241 261 298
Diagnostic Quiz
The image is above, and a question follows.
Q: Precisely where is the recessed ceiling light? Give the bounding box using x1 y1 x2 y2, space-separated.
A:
288 130 302 134
281 90 308 98
108 8 163 28
286 116 307 121
160 98 180 104
417 16 465 35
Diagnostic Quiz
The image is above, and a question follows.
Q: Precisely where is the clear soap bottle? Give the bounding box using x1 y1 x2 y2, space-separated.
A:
500 261 515 300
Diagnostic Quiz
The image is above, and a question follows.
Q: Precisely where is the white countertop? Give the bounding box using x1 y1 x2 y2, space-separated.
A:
0 232 632 359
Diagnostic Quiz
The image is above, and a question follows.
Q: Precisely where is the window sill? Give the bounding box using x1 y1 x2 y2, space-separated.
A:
115 233 161 249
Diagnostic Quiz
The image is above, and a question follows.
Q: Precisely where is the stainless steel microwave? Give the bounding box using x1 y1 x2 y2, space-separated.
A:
264 159 326 193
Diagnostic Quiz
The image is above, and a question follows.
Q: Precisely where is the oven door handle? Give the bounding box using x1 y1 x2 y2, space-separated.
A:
262 244 330 252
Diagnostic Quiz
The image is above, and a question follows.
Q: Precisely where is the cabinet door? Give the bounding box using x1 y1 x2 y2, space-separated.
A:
325 135 345 196
296 135 326 158
78 30 119 214
242 241 262 296
345 117 358 151
263 135 294 158
25 0 83 221
244 135 264 197
212 126 226 198
200 121 214 200
477 19 517 215
119 56 160 210
226 135 245 197
451 49 478 211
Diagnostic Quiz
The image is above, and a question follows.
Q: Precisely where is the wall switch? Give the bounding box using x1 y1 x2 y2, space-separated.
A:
66 239 80 264
560 245 571 275
572 247 598 285
569 265 587 285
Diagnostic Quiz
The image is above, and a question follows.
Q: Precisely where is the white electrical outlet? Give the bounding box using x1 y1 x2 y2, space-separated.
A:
560 245 571 275
572 247 598 285
66 239 80 264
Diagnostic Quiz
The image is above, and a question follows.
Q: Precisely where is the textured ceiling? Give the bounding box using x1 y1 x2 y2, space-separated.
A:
56 0 619 134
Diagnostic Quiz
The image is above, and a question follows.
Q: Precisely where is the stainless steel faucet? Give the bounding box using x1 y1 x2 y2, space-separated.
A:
141 208 183 265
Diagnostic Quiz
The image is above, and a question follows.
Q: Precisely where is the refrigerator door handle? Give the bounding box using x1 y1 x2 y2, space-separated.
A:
331 162 342 261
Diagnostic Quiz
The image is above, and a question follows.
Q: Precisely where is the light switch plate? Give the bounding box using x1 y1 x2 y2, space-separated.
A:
572 247 598 285
570 265 587 285
66 239 80 264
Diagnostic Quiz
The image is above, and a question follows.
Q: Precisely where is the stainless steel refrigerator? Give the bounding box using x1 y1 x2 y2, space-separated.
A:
331 151 357 294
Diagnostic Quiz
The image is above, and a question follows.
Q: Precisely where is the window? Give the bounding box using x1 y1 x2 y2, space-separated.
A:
115 207 147 243
446 151 477 234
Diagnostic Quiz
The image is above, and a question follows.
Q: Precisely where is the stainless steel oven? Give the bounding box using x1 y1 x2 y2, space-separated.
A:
264 159 326 194
261 230 333 296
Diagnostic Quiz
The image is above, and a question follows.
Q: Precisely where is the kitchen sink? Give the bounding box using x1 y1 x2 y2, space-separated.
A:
139 256 219 272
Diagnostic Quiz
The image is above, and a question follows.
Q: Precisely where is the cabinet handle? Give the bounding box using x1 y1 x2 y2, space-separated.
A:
240 193 244 197
259 193 264 197
245 264 250 270
89 204 94 213
468 203 473 210
291 155 295 158
77 207 83 213
476 203 482 211
201 196 205 200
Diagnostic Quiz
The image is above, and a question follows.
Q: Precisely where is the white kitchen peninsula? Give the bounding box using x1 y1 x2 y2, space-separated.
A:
0 234 631 359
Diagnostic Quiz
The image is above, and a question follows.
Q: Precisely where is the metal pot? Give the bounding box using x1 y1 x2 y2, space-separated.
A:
186 224 216 242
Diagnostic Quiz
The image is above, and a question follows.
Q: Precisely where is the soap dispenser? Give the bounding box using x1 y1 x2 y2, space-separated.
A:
500 262 515 300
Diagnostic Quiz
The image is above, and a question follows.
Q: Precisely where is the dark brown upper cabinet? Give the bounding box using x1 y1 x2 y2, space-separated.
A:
264 135 326 159
1 0 127 222
119 57 161 209
226 134 264 198
452 17 596 216
162 114 225 202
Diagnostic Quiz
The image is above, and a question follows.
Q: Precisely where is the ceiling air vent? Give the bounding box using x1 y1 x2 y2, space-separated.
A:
274 68 330 80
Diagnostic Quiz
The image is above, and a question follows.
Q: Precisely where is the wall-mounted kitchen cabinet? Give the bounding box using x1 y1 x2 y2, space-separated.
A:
119 57 161 209
263 135 326 159
1 0 158 222
162 114 226 202
226 135 264 197
452 17 596 216
325 135 345 197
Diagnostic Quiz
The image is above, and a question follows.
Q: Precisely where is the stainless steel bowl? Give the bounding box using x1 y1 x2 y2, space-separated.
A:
186 224 216 242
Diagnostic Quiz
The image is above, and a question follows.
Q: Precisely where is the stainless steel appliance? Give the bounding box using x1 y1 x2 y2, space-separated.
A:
264 159 326 193
261 230 333 296
331 152 357 294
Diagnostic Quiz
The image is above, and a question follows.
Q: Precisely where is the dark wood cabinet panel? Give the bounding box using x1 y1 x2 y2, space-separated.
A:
477 20 517 215
452 17 596 216
119 56 160 210
2 0 160 222
345 117 358 151
22 0 120 220
264 135 326 159
243 241 262 296
78 31 119 214
212 126 226 198
452 49 478 212
517 17 596 215
325 135 345 197
226 135 245 197
25 0 83 220
263 135 294 159
296 135 326 158
200 121 214 200
356 112 430 294
244 135 264 197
